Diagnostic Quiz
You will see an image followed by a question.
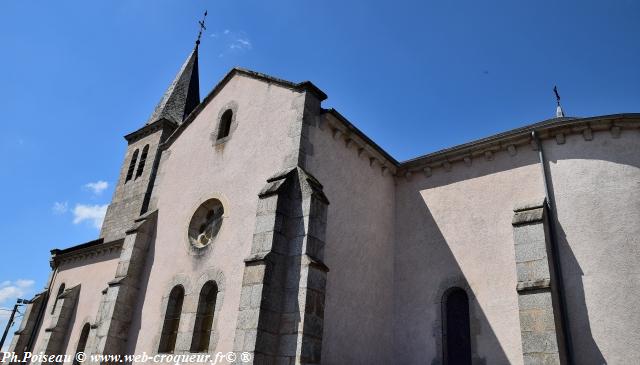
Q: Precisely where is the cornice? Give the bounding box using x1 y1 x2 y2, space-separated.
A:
396 114 640 179
50 238 124 268
124 118 177 144
321 109 398 177
318 111 640 182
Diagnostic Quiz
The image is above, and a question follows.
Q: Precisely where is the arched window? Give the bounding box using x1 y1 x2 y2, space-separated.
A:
73 323 91 365
51 283 65 314
135 145 149 179
190 281 218 352
443 288 471 365
125 149 139 182
217 110 233 140
158 285 185 353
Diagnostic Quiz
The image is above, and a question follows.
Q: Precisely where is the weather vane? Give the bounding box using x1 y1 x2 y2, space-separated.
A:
196 10 208 46
553 86 561 106
553 85 565 117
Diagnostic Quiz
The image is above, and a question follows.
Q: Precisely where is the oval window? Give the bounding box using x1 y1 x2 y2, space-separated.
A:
188 199 224 248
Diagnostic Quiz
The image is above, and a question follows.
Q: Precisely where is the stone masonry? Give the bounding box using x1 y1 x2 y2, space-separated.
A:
233 167 329 365
89 211 157 362
512 200 567 365
32 285 80 365
7 39 640 365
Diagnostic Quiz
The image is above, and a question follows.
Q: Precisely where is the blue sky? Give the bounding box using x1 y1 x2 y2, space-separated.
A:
1 0 639 347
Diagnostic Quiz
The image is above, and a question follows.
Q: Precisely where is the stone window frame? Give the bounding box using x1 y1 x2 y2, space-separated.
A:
431 278 479 365
152 271 226 355
153 274 193 355
135 144 150 179
184 193 230 257
158 285 186 354
125 149 140 183
188 269 226 354
211 102 239 146
72 322 91 365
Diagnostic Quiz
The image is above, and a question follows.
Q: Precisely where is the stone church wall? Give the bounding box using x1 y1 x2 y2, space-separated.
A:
100 125 171 243
394 143 544 364
127 74 309 355
305 112 396 365
14 55 639 365
543 130 640 364
30 249 120 360
393 124 640 365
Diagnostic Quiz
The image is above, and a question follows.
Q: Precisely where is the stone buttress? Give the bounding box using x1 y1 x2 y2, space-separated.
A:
511 200 568 364
232 167 329 365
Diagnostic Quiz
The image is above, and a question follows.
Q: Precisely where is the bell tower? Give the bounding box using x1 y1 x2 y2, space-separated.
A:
100 45 201 242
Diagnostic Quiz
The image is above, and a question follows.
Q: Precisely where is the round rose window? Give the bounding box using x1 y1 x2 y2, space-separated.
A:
188 199 224 248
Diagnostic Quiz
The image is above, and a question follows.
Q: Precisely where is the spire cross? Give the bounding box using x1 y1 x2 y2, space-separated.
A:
196 10 208 46
553 85 566 118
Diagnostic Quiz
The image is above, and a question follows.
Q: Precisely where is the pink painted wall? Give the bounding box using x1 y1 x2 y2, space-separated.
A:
394 143 543 364
544 131 640 364
130 74 307 355
31 251 120 362
305 113 396 364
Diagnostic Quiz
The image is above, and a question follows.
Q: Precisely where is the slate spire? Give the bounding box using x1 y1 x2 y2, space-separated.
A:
146 45 200 125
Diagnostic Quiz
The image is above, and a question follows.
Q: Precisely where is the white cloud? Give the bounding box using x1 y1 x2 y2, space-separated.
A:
210 29 252 57
0 279 35 303
230 38 252 50
15 280 34 288
84 180 109 195
52 201 69 215
0 280 34 351
73 204 108 229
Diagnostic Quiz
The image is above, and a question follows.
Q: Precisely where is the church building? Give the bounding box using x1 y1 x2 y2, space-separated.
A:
6 39 640 365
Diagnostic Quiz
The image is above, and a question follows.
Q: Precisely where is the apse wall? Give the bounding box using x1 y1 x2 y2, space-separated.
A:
542 129 640 364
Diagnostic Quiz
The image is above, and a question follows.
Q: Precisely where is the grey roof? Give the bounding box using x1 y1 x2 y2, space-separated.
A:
146 45 200 125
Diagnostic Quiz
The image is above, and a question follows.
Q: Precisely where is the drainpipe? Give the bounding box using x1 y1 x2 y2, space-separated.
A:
531 130 575 365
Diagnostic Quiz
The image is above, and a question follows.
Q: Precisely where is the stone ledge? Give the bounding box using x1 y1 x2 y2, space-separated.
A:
512 207 545 226
517 278 551 292
125 209 158 234
513 198 546 213
244 251 276 264
107 276 126 287
305 255 329 273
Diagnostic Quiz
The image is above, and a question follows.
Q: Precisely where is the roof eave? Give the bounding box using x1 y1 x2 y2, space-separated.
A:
398 113 640 172
124 118 178 143
50 238 124 268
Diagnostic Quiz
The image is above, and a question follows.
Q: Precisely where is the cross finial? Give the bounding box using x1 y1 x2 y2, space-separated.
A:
553 85 561 106
196 10 208 46
553 86 565 118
